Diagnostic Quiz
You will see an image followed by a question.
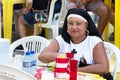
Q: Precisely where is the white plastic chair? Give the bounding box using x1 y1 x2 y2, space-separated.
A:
34 0 67 38
56 0 67 28
0 64 37 80
34 0 58 38
9 35 50 66
51 0 67 37
103 41 120 80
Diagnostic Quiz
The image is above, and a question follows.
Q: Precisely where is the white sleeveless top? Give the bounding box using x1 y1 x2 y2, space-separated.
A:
55 35 103 65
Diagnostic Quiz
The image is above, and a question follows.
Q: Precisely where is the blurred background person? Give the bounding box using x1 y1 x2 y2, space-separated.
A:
66 0 110 37
18 0 61 38
108 0 115 41
17 0 51 38
13 4 23 41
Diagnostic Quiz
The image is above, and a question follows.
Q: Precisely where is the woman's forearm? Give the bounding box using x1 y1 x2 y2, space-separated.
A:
77 64 109 75
38 48 57 63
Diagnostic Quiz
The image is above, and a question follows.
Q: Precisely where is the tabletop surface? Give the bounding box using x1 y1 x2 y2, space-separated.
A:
0 75 15 80
35 67 106 80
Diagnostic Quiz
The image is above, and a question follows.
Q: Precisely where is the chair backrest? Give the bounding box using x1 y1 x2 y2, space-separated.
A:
34 0 58 38
103 41 120 80
46 0 57 25
44 0 67 26
0 64 37 80
9 35 50 66
34 0 67 38
56 0 67 28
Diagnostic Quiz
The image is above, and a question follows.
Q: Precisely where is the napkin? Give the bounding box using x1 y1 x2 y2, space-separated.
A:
0 38 10 64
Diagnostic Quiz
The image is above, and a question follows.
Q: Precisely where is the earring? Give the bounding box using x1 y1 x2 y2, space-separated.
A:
67 30 69 33
86 30 89 35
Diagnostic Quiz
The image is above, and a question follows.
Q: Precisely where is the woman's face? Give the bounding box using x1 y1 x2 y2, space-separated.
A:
67 17 88 38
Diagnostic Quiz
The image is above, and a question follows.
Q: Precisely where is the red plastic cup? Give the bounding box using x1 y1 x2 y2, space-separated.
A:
54 67 68 73
66 52 74 73
56 57 68 63
70 59 78 80
55 57 68 78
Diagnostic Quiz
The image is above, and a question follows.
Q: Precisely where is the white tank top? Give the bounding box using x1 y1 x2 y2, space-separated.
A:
55 35 102 65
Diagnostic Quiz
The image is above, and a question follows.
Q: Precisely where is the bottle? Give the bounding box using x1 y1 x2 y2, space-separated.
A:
22 52 32 75
69 59 78 80
30 50 37 75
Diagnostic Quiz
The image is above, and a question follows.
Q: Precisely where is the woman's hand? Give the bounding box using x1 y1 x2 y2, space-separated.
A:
22 8 30 14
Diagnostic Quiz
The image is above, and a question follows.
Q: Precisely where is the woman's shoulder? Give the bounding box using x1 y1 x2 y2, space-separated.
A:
86 36 103 48
56 35 62 39
87 36 103 43
55 35 69 44
55 35 64 42
88 36 102 40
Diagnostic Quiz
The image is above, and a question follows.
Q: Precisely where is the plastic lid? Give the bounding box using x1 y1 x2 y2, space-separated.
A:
30 50 35 54
25 52 30 55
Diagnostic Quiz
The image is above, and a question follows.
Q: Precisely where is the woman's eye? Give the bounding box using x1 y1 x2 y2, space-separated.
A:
76 23 81 26
68 22 83 26
68 22 74 26
76 22 83 26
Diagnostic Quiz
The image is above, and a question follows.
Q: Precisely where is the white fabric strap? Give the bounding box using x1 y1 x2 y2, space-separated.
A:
67 14 88 22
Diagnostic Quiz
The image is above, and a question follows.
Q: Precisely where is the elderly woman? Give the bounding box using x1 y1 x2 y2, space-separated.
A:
38 8 113 80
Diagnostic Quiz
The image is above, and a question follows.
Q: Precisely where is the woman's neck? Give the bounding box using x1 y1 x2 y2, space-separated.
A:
71 35 87 44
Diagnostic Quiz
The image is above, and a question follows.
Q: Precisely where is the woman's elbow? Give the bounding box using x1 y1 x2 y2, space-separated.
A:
102 67 109 74
38 55 44 62
101 64 109 74
38 53 47 63
38 53 54 63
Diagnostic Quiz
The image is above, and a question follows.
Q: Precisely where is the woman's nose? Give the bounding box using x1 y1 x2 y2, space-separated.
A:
72 24 78 29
